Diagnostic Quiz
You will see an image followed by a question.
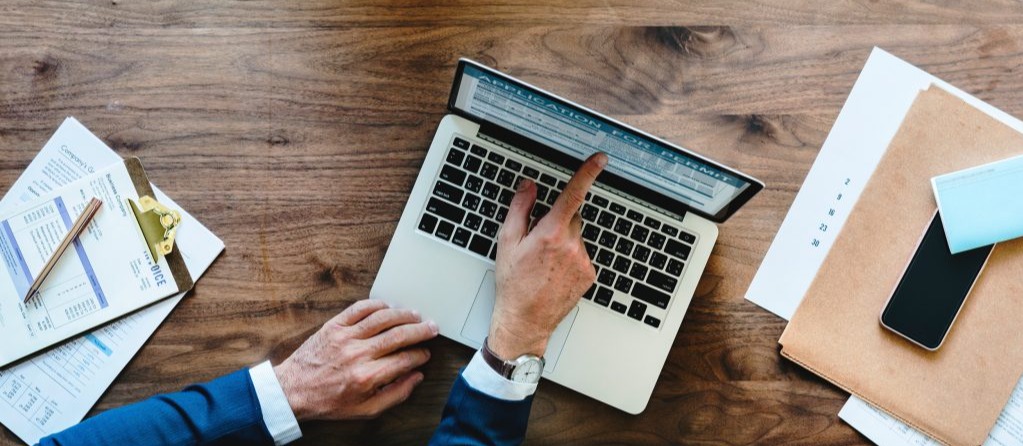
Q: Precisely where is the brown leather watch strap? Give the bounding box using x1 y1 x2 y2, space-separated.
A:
481 337 514 378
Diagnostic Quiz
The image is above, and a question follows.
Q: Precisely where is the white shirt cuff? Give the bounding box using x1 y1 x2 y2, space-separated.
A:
249 361 303 445
460 350 538 401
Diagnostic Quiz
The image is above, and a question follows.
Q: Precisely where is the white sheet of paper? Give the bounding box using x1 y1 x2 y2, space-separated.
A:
0 117 224 444
742 48 1023 445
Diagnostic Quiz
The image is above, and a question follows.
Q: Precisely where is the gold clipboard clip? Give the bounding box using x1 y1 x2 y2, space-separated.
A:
128 196 182 261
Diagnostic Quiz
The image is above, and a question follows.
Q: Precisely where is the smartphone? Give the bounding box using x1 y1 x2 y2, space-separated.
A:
880 211 994 350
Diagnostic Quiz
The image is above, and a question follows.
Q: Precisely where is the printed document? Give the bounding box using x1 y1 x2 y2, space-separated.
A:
0 117 224 444
743 48 1023 445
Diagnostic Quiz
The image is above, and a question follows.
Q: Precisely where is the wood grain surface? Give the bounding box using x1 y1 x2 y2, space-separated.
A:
4 1 1023 444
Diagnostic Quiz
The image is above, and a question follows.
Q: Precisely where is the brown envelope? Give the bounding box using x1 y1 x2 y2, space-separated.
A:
779 86 1023 446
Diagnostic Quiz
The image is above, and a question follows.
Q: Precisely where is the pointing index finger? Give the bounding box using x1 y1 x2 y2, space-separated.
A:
546 153 608 224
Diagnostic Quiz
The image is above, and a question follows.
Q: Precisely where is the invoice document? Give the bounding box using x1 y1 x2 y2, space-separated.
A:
743 48 1023 445
0 160 182 367
0 117 224 444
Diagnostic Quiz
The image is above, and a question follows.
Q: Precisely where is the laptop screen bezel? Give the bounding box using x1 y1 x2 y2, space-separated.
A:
445 58 764 223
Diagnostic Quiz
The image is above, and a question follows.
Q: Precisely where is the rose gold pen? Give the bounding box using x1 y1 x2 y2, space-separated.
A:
23 197 103 303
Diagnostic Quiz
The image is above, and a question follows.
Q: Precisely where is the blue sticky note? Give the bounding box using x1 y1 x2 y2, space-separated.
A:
932 154 1023 254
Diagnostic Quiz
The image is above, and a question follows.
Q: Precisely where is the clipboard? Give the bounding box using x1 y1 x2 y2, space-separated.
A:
0 156 192 367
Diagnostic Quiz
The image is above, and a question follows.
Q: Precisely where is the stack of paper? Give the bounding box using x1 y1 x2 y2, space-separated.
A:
744 48 1023 446
0 118 224 444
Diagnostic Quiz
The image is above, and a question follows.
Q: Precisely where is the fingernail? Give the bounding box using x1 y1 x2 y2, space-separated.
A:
411 309 420 319
428 320 439 334
596 153 609 168
516 178 532 192
416 373 425 384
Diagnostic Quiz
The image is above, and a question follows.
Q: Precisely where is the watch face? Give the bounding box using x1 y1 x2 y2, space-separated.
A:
511 358 543 383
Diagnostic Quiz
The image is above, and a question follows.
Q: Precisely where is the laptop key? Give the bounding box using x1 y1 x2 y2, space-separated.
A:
664 239 691 261
556 180 568 191
630 226 649 243
632 245 651 262
435 221 454 241
539 173 558 186
480 162 499 180
627 210 643 222
464 214 483 230
662 224 679 237
581 204 599 221
453 137 470 150
613 256 631 274
597 211 616 229
667 259 685 276
583 284 596 300
592 195 609 208
632 282 670 309
615 238 634 256
644 315 661 328
598 269 616 286
596 249 615 267
461 194 481 211
480 200 498 218
488 152 505 164
465 175 484 193
489 244 497 261
498 189 514 206
614 276 633 293
481 220 499 238
530 203 550 219
647 270 678 293
468 234 492 257
627 300 647 321
648 233 666 250
629 263 648 281
452 228 471 248
427 198 465 224
440 165 466 186
679 231 696 244
495 206 508 223
582 224 600 241
609 203 626 215
546 190 560 205
584 242 598 259
522 166 540 179
594 287 613 307
504 159 522 171
644 216 661 230
497 169 516 187
470 144 487 157
598 231 617 249
610 301 627 314
447 149 465 166
433 181 464 204
418 213 438 233
463 155 483 173
650 252 668 269
482 183 500 200
535 184 549 202
613 219 632 236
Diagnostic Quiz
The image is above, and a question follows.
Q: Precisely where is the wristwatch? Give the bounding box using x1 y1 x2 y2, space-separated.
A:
481 337 545 384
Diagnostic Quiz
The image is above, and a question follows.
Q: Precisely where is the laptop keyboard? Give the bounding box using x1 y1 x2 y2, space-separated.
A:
416 135 699 330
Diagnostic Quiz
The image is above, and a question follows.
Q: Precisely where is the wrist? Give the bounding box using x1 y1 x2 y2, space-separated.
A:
487 322 548 360
273 363 312 422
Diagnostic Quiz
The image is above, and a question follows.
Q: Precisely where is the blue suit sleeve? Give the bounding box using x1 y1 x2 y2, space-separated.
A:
36 369 273 446
429 372 534 446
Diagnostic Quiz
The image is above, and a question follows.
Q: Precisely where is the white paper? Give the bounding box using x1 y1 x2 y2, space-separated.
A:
0 117 224 444
742 48 1023 445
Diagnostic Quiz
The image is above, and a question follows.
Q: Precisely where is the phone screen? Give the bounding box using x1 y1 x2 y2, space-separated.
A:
881 213 993 350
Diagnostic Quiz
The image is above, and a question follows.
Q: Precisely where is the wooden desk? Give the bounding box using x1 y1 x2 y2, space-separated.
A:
3 2 1023 444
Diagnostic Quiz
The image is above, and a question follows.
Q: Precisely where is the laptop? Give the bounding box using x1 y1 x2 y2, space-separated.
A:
371 59 763 414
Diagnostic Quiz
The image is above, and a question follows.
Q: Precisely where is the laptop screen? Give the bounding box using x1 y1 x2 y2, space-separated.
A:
449 62 759 220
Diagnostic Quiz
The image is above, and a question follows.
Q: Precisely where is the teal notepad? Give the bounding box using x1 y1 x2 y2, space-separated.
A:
932 154 1023 254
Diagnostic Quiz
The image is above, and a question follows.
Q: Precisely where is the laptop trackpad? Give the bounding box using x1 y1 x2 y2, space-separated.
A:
460 270 576 374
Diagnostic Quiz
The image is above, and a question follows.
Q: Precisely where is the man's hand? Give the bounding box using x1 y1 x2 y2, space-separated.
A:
490 152 609 360
273 300 438 421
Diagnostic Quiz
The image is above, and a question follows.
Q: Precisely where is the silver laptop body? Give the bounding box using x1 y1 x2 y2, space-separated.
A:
371 59 763 414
